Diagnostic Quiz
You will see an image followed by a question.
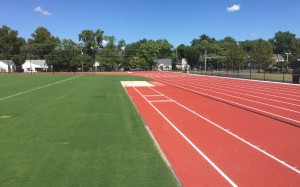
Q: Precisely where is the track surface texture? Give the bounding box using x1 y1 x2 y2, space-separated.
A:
124 71 300 187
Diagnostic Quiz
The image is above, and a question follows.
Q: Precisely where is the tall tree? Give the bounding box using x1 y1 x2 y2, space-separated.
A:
138 39 173 69
224 45 246 71
28 27 59 59
128 56 147 68
79 29 104 57
249 39 274 72
272 31 296 55
176 44 186 59
290 39 300 69
123 39 147 67
117 39 126 54
185 46 200 70
97 36 123 71
0 25 25 65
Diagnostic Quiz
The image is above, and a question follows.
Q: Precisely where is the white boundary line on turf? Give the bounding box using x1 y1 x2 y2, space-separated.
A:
148 86 300 175
0 75 84 101
133 86 238 187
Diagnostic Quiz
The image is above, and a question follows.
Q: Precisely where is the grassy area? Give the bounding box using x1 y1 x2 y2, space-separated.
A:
0 74 178 186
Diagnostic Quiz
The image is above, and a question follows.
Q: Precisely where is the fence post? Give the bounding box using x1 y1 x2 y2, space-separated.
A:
250 65 252 79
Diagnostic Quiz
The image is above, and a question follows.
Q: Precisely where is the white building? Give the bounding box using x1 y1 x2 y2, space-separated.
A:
22 60 48 73
154 59 172 71
0 60 16 72
273 54 285 62
176 58 190 70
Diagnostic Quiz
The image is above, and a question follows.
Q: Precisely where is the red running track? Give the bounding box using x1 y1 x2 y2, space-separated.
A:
135 71 300 127
124 71 300 186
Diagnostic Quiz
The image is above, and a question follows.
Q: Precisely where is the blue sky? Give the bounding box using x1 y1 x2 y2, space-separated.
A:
1 0 299 47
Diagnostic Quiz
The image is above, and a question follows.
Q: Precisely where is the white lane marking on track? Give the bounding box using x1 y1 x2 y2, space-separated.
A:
185 76 300 101
0 75 84 101
144 95 163 97
157 78 300 114
187 71 300 89
148 86 300 175
155 79 300 124
170 77 300 107
142 71 300 97
149 100 173 103
133 86 238 187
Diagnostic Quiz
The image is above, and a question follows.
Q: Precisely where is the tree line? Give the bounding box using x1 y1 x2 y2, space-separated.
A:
0 25 299 72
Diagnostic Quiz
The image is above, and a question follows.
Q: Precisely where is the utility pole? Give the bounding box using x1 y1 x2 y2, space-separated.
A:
81 48 83 72
204 50 207 72
72 47 75 75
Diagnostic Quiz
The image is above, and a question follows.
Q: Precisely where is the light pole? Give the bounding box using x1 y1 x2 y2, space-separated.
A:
204 50 207 72
30 53 32 74
73 46 75 75
81 47 83 72
286 52 291 64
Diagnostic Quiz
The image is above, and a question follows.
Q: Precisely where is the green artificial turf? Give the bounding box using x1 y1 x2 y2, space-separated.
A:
0 74 178 186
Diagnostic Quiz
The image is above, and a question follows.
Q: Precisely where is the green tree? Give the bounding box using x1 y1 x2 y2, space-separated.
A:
290 39 300 69
117 39 126 54
28 27 59 59
176 44 186 59
224 45 246 71
128 56 147 68
0 25 26 66
97 37 123 71
123 39 147 68
185 46 200 70
138 39 173 69
79 29 104 57
249 39 274 72
272 31 296 55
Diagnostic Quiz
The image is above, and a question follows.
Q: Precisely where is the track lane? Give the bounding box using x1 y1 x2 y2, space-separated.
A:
125 86 232 186
150 83 300 168
148 75 300 126
125 85 300 186
166 76 300 106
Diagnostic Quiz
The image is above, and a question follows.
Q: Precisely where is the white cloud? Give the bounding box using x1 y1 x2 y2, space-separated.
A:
227 4 241 12
34 6 52 16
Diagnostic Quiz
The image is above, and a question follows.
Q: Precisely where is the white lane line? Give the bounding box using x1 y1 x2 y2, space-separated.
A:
156 79 300 124
185 76 300 101
187 72 300 92
0 75 84 101
171 77 300 107
133 86 238 187
148 86 300 175
144 95 163 97
159 78 300 114
149 100 173 103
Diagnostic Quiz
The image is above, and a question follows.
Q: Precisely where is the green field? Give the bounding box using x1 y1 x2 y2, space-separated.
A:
0 74 178 186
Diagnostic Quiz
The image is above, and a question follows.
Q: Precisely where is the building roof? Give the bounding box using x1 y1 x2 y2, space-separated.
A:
0 60 15 65
273 54 284 60
25 60 47 66
154 59 172 66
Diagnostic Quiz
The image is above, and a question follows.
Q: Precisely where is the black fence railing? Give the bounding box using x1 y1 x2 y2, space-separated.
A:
177 67 300 84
